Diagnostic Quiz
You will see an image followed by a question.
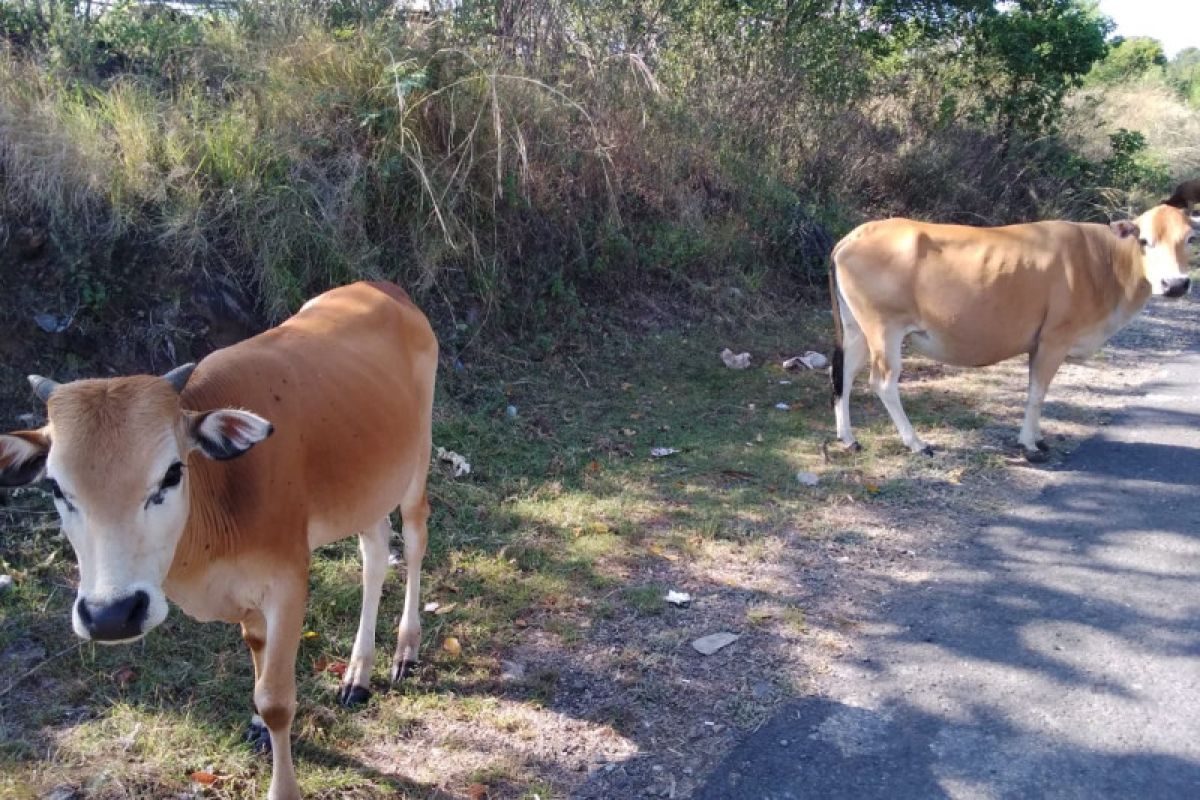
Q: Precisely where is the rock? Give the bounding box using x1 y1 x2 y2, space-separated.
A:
46 786 82 800
692 632 740 655
796 471 820 486
500 660 526 682
0 574 13 593
752 681 773 700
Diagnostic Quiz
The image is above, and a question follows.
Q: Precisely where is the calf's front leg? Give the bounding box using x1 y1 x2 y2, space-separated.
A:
253 577 308 800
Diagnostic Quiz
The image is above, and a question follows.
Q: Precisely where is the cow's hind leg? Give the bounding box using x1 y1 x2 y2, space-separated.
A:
1019 342 1069 463
869 325 931 455
833 314 869 451
390 491 429 685
338 516 392 707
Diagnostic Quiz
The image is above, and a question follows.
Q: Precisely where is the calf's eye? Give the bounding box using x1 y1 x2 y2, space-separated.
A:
160 462 184 490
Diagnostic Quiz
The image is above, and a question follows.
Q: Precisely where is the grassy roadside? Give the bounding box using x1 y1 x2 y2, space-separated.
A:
3 285 1185 799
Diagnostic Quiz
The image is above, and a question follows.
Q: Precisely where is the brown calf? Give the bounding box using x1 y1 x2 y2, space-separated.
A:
0 281 438 799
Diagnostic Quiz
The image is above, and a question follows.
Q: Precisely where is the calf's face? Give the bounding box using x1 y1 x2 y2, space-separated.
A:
0 367 272 643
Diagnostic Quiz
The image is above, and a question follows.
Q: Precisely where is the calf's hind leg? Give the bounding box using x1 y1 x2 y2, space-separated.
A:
390 491 429 684
338 516 392 707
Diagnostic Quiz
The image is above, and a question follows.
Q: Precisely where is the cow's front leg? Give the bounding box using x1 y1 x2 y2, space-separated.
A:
241 611 271 753
255 577 308 800
1020 343 1069 462
339 517 391 707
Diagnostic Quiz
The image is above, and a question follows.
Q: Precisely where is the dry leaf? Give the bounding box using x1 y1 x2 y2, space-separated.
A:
190 771 219 785
442 637 462 657
468 783 490 800
327 661 347 677
434 602 457 616
302 631 319 640
113 667 136 686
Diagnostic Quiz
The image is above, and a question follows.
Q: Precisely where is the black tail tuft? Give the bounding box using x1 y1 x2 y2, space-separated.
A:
830 345 844 406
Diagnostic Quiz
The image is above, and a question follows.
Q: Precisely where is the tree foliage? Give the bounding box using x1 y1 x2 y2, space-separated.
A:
1087 36 1167 85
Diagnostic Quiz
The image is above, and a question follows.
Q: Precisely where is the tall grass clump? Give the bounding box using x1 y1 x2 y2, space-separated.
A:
0 0 1154 337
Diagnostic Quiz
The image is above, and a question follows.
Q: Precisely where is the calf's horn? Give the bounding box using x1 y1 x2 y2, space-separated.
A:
162 363 197 394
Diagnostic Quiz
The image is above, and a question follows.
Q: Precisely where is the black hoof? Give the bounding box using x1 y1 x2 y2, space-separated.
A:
847 441 863 453
1024 448 1050 464
245 720 271 755
1035 439 1049 452
390 659 418 686
337 684 371 708
919 445 935 456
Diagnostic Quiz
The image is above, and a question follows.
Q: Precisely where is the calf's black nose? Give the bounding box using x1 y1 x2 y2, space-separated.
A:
1162 277 1191 297
77 590 150 641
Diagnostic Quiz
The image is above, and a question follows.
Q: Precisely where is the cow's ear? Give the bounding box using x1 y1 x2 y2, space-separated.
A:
1110 220 1140 239
1162 193 1187 209
0 430 50 487
186 410 274 461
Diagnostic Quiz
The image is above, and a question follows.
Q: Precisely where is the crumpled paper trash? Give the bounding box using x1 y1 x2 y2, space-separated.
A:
783 351 828 370
721 348 752 369
435 446 471 477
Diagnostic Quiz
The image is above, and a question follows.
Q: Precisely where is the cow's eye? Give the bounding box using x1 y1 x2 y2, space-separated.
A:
146 462 184 508
160 462 184 491
1138 238 1149 248
45 478 76 512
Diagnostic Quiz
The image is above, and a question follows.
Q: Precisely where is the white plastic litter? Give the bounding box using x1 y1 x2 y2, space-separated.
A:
774 402 791 411
435 446 472 477
651 447 681 458
665 590 692 607
720 348 752 369
783 351 829 371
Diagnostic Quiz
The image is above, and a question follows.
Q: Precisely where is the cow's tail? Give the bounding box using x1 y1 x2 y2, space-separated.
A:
829 253 845 407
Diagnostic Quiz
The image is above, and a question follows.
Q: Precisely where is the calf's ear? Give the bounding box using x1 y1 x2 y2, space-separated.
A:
1109 220 1140 239
186 410 274 461
0 430 50 487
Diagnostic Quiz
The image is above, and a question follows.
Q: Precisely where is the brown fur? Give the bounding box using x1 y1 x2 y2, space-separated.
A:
1 281 437 800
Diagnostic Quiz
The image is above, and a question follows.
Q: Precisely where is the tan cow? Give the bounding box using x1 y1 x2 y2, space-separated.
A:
0 281 437 799
829 200 1197 461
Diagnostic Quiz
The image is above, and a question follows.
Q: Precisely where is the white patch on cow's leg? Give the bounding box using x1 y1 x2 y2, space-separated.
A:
339 517 391 707
255 582 305 800
870 328 929 454
1018 377 1047 453
391 493 429 685
835 321 869 449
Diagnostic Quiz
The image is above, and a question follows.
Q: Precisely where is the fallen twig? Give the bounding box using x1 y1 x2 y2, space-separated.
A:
0 641 83 698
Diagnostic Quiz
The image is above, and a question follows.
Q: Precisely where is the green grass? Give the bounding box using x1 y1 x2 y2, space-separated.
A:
0 303 1018 798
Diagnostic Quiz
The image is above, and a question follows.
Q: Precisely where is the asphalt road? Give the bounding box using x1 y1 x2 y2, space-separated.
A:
697 351 1200 800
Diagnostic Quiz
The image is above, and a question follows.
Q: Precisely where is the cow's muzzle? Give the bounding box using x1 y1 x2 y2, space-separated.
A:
76 591 150 642
1162 277 1191 298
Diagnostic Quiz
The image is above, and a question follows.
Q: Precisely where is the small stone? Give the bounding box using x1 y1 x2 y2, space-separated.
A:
506 405 518 418
500 660 526 682
692 632 739 655
779 739 789 747
0 574 13 593
752 681 772 700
